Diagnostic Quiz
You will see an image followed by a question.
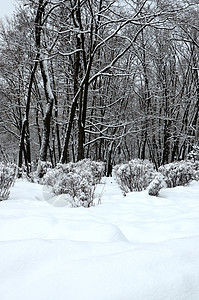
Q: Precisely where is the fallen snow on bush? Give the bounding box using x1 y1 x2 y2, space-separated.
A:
1 178 199 300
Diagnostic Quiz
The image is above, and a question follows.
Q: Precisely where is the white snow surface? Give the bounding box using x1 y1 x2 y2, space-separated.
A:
1 178 199 300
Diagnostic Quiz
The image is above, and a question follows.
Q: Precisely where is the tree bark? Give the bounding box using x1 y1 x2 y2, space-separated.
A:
39 59 54 162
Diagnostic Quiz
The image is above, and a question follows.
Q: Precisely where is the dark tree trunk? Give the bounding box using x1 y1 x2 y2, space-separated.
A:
18 0 46 175
60 5 82 163
39 59 54 162
18 62 38 175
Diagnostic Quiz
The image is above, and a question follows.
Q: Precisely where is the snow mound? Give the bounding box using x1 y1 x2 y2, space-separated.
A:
1 178 199 299
0 216 127 243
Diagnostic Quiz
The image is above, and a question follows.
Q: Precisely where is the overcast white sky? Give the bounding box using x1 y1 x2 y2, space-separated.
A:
0 0 15 20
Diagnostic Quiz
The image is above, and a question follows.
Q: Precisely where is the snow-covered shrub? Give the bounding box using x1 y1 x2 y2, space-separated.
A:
187 145 199 161
54 162 75 173
36 160 52 179
158 160 199 188
114 159 156 194
18 161 39 182
17 164 28 179
76 159 105 184
193 161 199 181
113 163 133 194
0 163 16 201
148 173 166 196
43 159 104 207
53 171 96 207
19 161 52 183
42 167 61 186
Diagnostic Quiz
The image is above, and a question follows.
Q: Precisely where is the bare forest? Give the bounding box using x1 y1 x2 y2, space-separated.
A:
0 0 199 176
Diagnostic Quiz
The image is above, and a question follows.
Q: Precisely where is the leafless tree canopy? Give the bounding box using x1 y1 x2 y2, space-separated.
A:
0 0 199 174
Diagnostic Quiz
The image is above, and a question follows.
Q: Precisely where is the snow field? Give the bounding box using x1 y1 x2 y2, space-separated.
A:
0 178 199 299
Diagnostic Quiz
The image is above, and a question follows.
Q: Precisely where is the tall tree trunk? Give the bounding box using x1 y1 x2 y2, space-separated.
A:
51 61 61 160
39 59 54 162
60 4 82 163
18 57 38 175
18 0 46 175
77 58 93 161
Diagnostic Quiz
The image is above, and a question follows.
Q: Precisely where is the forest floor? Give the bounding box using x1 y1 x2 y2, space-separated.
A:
0 177 199 300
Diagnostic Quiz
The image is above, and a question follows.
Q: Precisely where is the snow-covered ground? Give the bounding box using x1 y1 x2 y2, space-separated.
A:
1 178 199 300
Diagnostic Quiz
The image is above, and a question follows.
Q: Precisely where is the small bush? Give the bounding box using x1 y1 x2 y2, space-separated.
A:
53 171 96 207
43 159 104 207
17 161 39 182
76 159 104 184
148 173 166 196
37 160 52 179
187 145 199 161
0 163 16 201
158 160 199 188
42 167 61 186
114 159 156 194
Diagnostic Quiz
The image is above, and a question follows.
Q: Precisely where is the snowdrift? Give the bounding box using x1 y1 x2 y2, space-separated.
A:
0 178 199 300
